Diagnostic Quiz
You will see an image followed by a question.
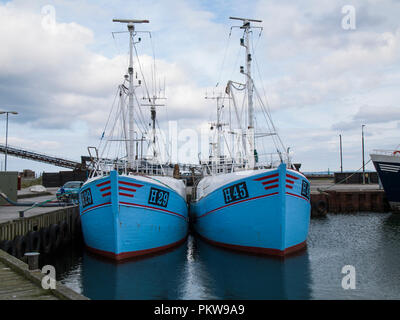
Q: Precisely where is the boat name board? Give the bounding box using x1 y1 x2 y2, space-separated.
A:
223 182 249 204
148 187 170 208
81 188 93 208
301 181 310 200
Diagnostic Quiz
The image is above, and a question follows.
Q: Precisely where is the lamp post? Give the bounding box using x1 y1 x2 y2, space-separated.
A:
0 110 18 172
362 124 366 184
339 134 343 173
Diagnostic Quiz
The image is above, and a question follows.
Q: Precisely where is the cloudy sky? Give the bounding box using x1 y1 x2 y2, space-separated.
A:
0 0 399 174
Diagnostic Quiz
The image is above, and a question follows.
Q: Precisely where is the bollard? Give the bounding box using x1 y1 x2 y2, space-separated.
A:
24 252 40 271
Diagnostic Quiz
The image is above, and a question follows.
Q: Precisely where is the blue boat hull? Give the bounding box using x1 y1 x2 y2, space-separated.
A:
190 164 311 256
79 171 188 260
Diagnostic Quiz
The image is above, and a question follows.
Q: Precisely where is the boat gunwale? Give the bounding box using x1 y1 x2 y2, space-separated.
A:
80 173 188 203
190 167 308 204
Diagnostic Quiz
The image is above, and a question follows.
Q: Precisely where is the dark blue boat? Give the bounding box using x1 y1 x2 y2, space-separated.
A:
371 150 400 211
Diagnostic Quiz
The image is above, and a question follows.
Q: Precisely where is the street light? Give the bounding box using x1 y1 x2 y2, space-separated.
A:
0 110 19 172
339 134 343 173
362 124 366 184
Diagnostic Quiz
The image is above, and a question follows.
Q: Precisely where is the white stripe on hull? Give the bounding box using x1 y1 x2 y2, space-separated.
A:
380 168 400 173
379 164 400 168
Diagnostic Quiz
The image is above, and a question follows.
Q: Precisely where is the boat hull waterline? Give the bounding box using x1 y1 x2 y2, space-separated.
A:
79 171 189 261
190 163 311 256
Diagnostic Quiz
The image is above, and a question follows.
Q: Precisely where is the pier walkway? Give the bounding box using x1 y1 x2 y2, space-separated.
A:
0 260 58 300
0 249 88 300
0 206 62 224
310 179 381 193
0 190 62 224
0 187 88 300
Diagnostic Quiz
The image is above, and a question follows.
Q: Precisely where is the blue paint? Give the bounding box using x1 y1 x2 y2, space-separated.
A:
190 166 311 253
79 171 188 258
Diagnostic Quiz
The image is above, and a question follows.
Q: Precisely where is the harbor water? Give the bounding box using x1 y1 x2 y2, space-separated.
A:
40 212 400 300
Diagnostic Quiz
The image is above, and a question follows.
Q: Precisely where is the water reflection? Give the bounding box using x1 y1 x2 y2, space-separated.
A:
375 214 400 299
76 235 312 300
81 243 187 300
39 242 84 294
186 237 312 300
44 213 400 300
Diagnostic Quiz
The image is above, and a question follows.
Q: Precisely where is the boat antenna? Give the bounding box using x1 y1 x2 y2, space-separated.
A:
205 93 226 170
113 18 149 169
229 16 262 170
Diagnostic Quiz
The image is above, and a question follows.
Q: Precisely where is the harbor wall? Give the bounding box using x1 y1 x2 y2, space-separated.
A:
0 171 18 205
0 206 82 259
311 190 389 217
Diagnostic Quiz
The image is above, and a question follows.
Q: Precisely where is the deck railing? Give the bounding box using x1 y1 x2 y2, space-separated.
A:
371 149 400 156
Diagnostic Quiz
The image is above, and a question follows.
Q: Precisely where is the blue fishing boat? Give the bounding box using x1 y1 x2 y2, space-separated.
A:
190 17 310 256
191 164 310 256
80 172 188 260
79 19 188 261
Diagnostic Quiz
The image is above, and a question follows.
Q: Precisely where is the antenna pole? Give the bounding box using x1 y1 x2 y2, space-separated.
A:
205 95 224 162
128 23 135 169
230 17 262 169
151 97 156 158
113 18 149 169
244 23 255 170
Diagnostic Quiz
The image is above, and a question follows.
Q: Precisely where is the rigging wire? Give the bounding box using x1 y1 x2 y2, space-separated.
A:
249 32 288 160
215 27 233 87
133 42 152 101
320 159 373 191
97 87 120 152
149 32 158 97
156 119 171 162
133 39 166 162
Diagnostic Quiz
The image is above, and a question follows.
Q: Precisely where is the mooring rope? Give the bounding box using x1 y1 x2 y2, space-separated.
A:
317 158 373 193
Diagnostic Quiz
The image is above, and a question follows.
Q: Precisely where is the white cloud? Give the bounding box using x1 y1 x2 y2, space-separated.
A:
1 0 400 172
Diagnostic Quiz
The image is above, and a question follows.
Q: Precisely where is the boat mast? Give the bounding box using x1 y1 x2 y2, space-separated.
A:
151 99 156 158
205 94 225 165
141 96 165 162
230 17 262 170
113 18 149 169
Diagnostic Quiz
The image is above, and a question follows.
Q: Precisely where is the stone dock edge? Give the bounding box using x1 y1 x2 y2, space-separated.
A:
0 249 89 300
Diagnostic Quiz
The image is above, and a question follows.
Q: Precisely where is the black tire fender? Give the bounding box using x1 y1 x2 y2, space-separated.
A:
40 227 52 254
59 221 71 245
26 231 41 252
316 199 328 216
49 224 62 251
0 240 15 256
13 235 28 259
75 215 82 239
